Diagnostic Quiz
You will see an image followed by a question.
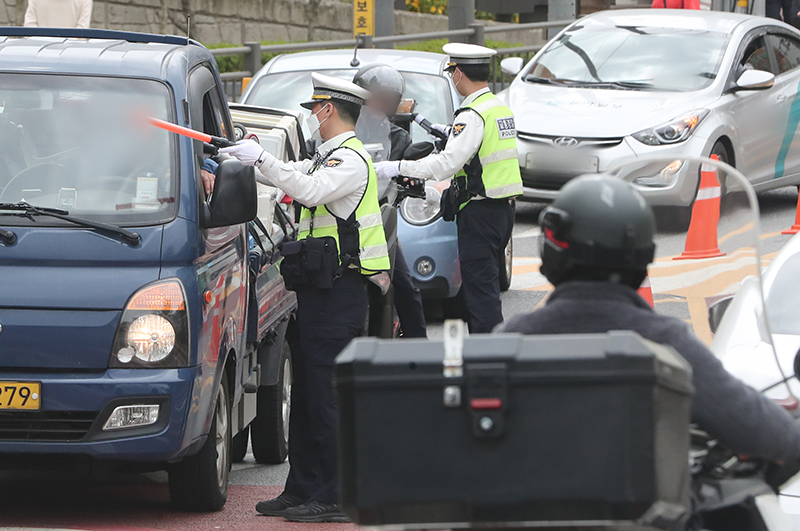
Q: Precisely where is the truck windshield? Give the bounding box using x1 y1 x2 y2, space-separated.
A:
0 74 176 226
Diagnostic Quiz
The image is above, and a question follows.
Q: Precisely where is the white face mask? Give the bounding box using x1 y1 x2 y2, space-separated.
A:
306 104 330 141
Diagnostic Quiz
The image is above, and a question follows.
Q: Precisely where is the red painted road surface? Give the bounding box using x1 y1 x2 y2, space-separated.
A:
0 482 356 531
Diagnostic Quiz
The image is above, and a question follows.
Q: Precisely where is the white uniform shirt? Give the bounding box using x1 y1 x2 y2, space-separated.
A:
256 131 368 220
398 87 490 182
24 0 93 28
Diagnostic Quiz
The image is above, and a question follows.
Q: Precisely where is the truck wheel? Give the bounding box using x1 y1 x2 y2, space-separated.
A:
231 424 249 463
168 377 231 512
499 235 513 293
251 339 291 464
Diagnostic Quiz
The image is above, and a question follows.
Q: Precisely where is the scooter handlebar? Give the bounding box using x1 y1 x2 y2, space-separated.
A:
412 113 448 141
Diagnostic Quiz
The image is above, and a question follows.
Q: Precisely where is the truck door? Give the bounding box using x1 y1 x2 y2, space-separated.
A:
188 65 248 393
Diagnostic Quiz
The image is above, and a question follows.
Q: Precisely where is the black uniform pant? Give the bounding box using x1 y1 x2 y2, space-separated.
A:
283 270 368 504
456 198 514 334
766 0 797 22
393 242 427 338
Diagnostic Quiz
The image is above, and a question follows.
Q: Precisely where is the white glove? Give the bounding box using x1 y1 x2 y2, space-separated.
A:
431 123 452 137
219 139 271 167
374 160 401 180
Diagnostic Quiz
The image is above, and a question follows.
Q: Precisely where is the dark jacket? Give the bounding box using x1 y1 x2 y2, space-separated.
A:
496 281 800 463
389 124 412 162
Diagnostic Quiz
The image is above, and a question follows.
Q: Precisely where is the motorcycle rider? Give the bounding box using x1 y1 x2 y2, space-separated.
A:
353 64 427 338
497 175 800 464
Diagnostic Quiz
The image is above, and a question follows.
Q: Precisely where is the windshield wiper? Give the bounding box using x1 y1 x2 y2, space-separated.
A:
0 202 141 245
566 80 655 90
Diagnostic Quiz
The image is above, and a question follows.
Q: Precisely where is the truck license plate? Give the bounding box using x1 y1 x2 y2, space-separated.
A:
0 382 41 410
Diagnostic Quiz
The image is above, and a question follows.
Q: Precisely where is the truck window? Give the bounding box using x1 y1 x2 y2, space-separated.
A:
0 74 177 226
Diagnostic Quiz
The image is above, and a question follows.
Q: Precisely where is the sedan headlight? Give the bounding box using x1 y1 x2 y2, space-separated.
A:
400 185 442 225
632 109 710 146
110 279 190 368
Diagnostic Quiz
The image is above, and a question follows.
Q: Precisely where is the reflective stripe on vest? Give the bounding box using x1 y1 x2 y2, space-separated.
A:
455 91 523 205
297 136 390 275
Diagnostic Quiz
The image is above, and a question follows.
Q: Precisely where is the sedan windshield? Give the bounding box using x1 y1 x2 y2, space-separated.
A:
246 70 453 142
0 74 176 226
527 23 729 92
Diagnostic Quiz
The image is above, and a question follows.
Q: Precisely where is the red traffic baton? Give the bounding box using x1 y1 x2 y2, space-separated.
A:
146 116 234 148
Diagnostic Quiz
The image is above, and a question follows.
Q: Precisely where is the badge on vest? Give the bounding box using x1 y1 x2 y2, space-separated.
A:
452 123 467 137
325 157 344 168
496 117 516 140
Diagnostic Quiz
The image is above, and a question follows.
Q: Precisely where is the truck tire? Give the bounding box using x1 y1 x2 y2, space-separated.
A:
251 339 291 464
231 424 249 463
168 377 231 512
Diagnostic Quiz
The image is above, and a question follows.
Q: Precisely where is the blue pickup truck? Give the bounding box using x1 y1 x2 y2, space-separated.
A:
0 28 297 511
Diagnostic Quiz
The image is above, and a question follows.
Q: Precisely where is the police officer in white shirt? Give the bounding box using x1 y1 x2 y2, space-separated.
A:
221 73 390 523
375 43 523 333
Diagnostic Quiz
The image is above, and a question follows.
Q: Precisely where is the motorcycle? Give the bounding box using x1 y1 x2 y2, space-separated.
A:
356 105 438 338
607 156 800 530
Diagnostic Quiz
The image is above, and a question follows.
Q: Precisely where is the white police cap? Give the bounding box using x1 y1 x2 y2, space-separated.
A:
301 72 372 110
443 43 497 68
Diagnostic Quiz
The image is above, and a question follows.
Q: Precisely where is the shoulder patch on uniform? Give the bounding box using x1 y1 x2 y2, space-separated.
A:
496 117 516 140
452 123 467 137
324 157 344 168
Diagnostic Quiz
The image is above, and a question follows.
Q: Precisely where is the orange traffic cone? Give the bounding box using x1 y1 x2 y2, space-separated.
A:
782 191 800 235
637 275 654 308
674 155 726 260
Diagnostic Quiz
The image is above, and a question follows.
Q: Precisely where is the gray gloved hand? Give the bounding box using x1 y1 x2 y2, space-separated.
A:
431 123 452 137
219 139 271 167
374 160 401 180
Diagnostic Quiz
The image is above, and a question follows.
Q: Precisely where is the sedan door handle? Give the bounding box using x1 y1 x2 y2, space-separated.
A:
777 94 788 102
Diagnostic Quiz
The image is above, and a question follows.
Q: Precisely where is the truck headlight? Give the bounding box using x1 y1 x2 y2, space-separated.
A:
109 279 190 368
400 186 442 225
632 109 709 146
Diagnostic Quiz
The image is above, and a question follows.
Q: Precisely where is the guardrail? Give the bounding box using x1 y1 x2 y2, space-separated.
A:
211 19 572 102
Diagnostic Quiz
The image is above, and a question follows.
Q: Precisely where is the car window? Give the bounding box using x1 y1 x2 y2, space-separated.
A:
0 74 177 226
526 23 729 92
768 34 800 75
741 36 774 74
246 69 453 143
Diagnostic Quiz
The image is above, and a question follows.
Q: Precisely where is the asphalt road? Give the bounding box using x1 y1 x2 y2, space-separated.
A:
1 187 800 531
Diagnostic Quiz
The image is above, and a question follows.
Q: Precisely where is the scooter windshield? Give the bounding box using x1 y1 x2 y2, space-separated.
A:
608 157 786 401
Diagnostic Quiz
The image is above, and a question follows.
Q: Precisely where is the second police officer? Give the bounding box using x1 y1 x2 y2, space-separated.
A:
221 73 389 522
374 43 523 333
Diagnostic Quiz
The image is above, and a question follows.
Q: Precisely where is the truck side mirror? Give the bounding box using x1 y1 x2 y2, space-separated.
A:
202 159 257 228
708 296 733 334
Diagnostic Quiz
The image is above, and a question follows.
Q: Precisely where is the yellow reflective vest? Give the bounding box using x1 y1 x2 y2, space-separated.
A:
297 136 390 275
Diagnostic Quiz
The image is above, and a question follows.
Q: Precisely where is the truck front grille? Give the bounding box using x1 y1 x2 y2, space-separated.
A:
0 411 97 441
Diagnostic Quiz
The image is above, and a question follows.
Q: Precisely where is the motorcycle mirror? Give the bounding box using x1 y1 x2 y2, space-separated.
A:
397 98 416 115
403 141 435 161
708 296 734 334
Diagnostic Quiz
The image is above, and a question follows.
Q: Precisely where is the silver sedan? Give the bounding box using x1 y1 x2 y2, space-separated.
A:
498 10 800 206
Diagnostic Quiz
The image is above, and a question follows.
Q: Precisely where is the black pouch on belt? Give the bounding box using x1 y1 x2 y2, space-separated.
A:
441 177 469 222
302 235 340 290
279 240 310 291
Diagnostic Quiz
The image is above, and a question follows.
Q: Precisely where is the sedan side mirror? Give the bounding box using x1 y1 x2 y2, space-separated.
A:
708 296 734 334
500 57 524 76
202 159 257 228
734 69 775 91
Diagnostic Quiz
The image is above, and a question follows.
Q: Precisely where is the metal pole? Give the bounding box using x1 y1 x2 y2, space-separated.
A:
468 23 485 46
244 42 261 77
547 0 577 39
374 0 395 49
448 0 475 43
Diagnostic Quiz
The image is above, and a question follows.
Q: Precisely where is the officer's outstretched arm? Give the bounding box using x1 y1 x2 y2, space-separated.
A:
255 148 366 208
398 110 484 182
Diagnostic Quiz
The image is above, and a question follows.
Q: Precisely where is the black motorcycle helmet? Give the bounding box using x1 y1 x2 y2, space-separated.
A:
353 64 405 118
539 175 656 288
